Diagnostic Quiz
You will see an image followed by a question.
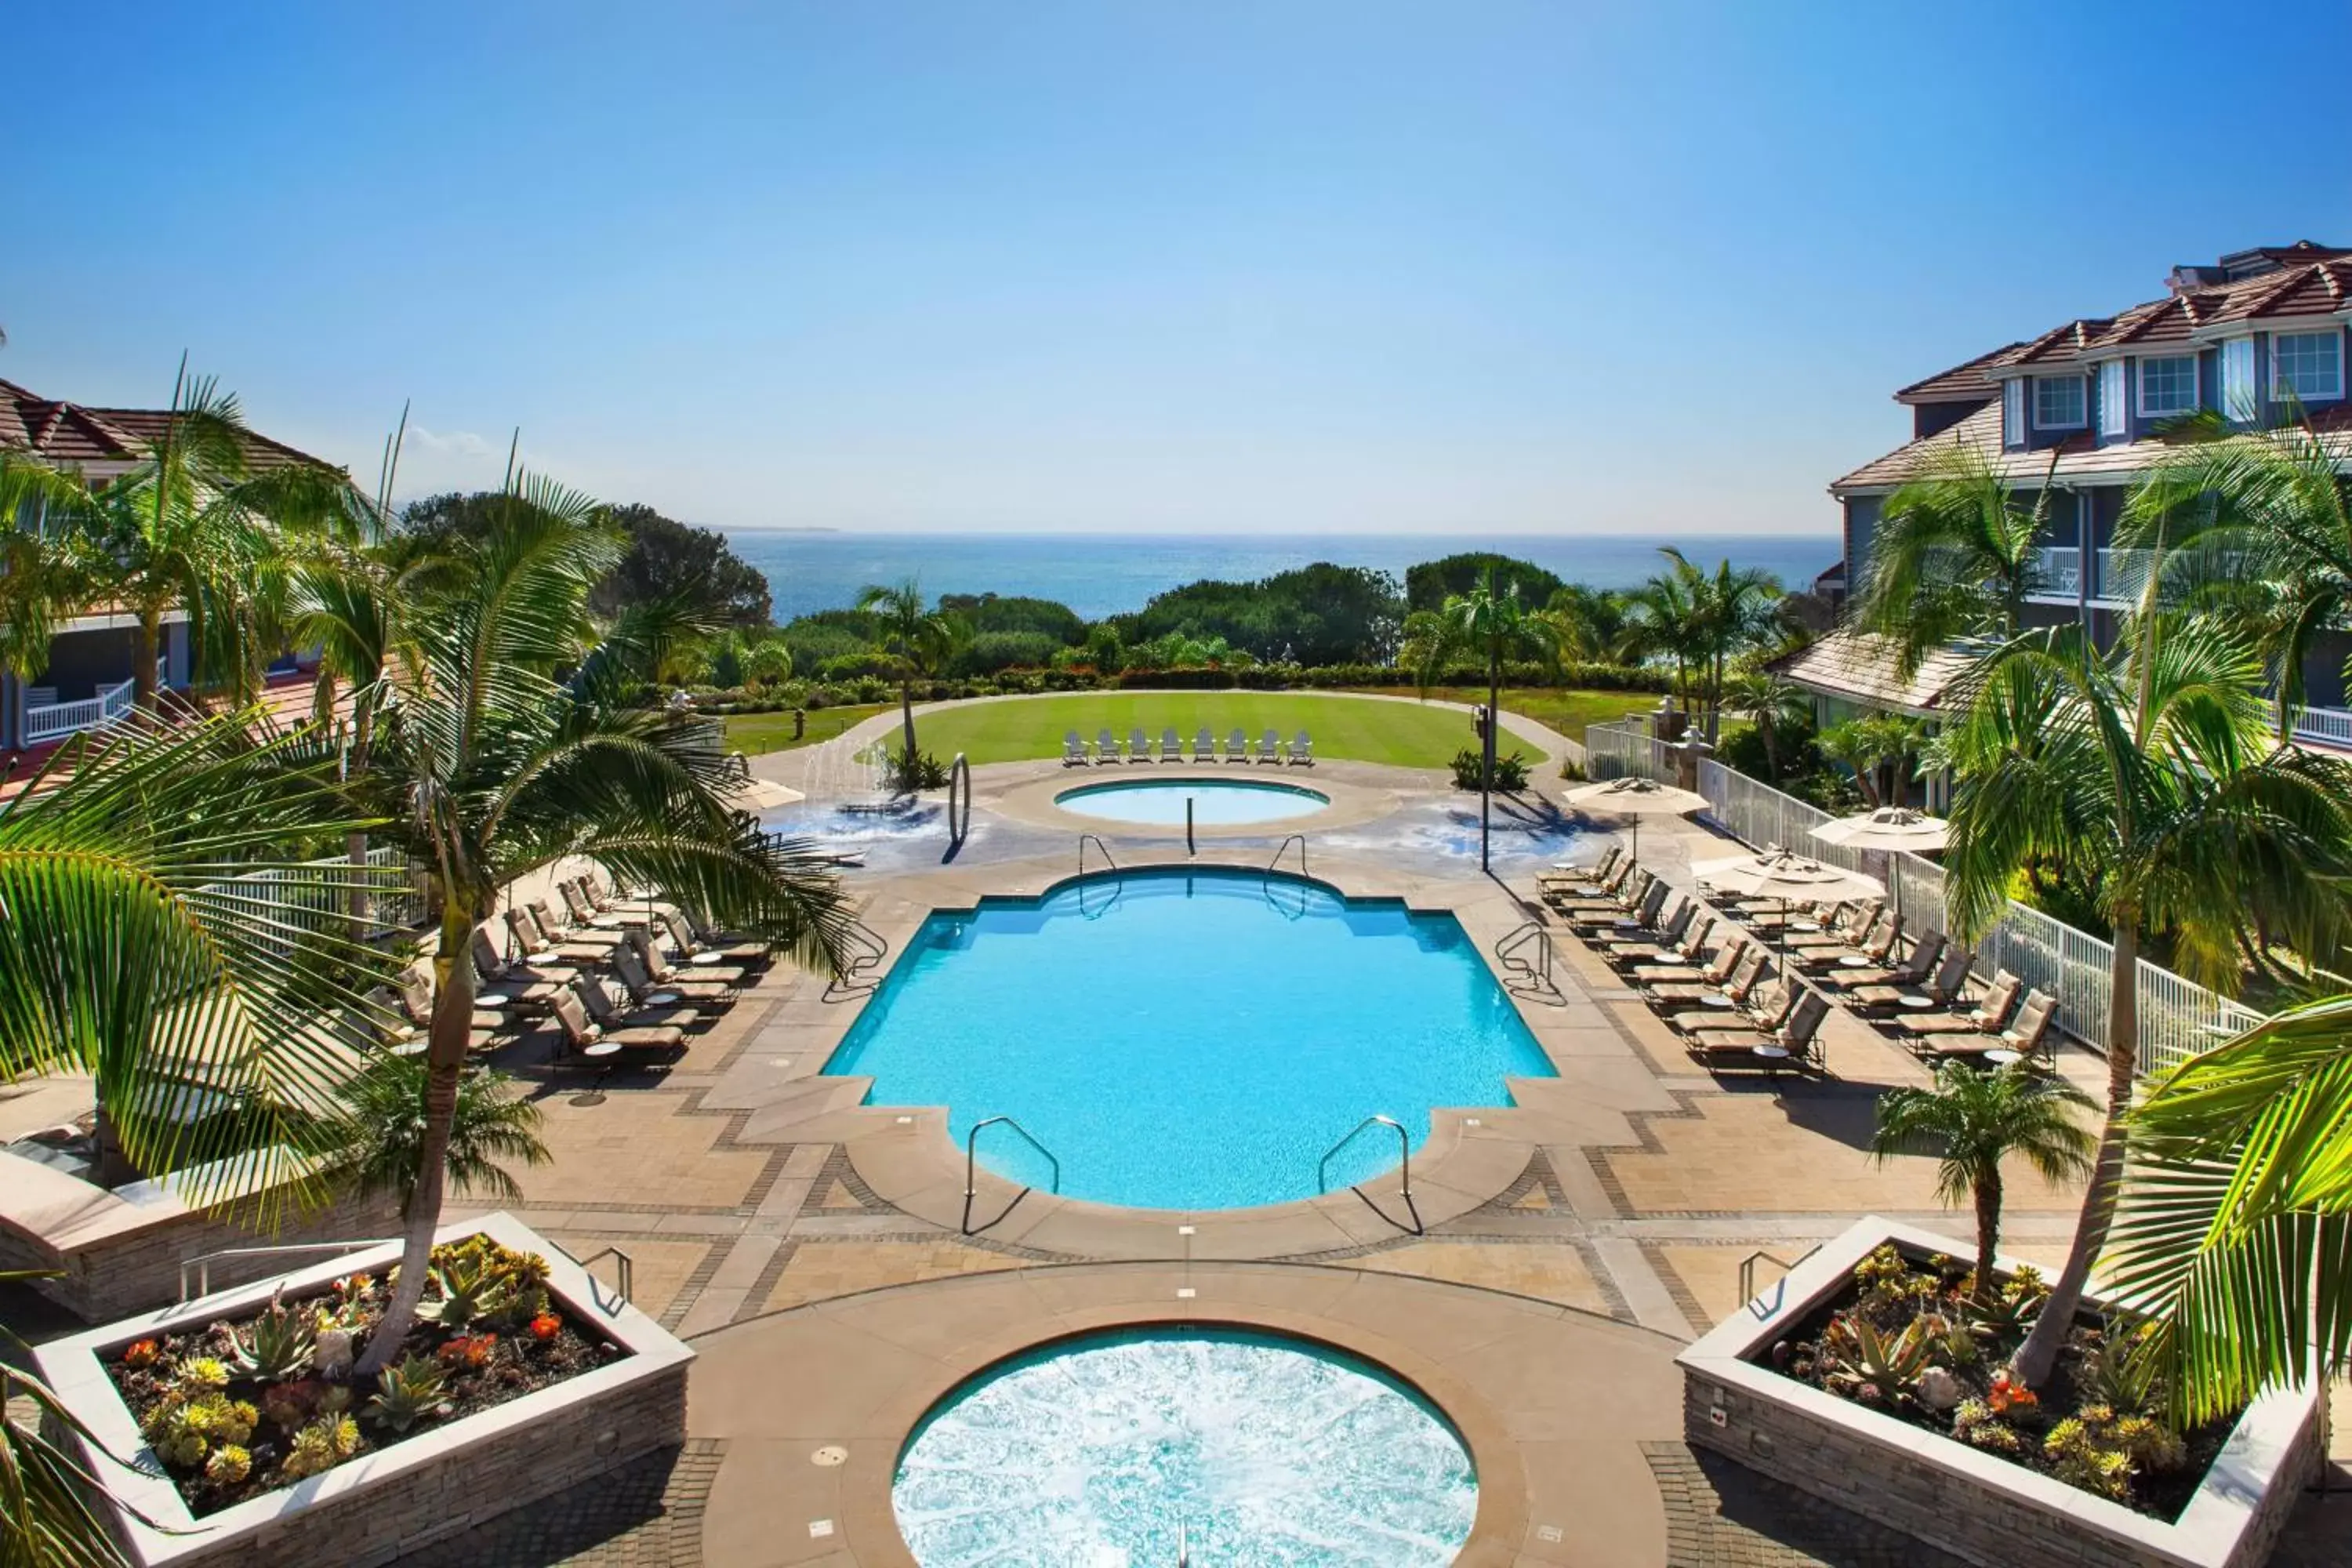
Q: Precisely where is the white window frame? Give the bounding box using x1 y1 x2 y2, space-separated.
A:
2099 361 2127 436
2002 379 2025 445
2221 337 2257 420
2270 329 2345 401
2032 374 2086 431
2136 354 2199 419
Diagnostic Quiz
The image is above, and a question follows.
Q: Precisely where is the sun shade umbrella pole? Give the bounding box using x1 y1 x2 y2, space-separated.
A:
1560 776 1710 879
1808 805 1951 943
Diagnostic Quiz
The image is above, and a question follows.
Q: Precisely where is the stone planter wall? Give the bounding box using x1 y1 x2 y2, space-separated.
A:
0 1149 404 1322
35 1212 692 1568
1676 1217 2325 1568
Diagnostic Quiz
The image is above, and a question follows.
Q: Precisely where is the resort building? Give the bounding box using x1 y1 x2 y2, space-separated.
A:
0 377 333 758
1793 240 2352 750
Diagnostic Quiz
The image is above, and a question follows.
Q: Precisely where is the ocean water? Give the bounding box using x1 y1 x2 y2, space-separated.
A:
727 529 1837 622
824 866 1552 1210
891 1327 1476 1566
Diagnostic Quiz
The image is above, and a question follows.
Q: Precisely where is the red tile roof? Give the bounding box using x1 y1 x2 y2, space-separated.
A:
0 379 336 474
1834 397 2352 492
1893 345 2019 406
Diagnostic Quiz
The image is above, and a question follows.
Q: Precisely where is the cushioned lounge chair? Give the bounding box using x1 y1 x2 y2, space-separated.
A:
572 972 702 1033
1928 989 2056 1066
1895 971 2023 1041
550 990 685 1067
1686 991 1831 1073
1650 944 1769 1007
1824 931 1948 996
1634 934 1748 992
1852 943 1973 1013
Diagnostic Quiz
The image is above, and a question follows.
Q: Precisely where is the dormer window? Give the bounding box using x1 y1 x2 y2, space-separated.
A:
2137 354 2198 417
2033 375 2086 430
2271 330 2344 401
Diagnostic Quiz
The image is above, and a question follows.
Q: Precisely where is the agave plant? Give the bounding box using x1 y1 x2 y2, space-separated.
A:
1818 1315 1939 1404
417 1253 515 1330
363 1357 448 1435
227 1294 317 1384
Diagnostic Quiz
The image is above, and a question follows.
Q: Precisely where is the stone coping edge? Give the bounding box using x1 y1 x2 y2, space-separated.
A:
1674 1214 2323 1568
33 1210 695 1568
827 1301 1530 1565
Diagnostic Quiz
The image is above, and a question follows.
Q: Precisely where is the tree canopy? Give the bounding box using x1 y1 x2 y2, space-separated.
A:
1405 553 1564 615
1120 563 1402 666
399 492 771 628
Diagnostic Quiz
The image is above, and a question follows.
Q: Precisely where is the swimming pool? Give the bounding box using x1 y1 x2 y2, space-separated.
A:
892 1327 1477 1565
1054 776 1330 826
825 867 1552 1209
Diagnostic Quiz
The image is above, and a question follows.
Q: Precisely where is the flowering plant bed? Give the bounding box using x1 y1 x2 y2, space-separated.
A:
1762 1240 2229 1518
104 1234 625 1515
1678 1218 2325 1568
35 1213 691 1568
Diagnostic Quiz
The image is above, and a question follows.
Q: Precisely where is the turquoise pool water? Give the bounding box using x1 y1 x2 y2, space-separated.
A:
892 1327 1478 1565
825 867 1552 1209
1055 776 1330 826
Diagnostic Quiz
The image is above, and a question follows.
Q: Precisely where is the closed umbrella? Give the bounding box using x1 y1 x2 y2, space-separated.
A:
1809 806 1947 924
1561 776 1711 869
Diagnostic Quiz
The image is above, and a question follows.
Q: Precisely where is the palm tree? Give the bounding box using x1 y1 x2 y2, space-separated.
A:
0 363 350 713
1719 667 1809 782
1417 564 1562 872
1683 551 1784 743
0 713 399 1191
352 471 856 1374
2103 995 2352 1422
1870 1062 2097 1306
1626 554 1708 724
2 1300 145 1567
1542 583 1636 663
1854 443 2064 681
322 1054 549 1218
1939 598 2352 1386
856 579 962 764
2129 407 2352 742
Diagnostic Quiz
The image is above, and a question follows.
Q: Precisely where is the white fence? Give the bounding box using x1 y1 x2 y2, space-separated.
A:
191 844 423 950
1584 720 2264 1076
23 677 137 744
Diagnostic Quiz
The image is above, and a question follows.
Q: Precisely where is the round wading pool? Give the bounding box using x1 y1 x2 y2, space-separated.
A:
1054 776 1330 826
891 1327 1478 1566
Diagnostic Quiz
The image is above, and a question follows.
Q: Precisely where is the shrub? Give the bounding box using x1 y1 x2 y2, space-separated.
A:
1450 748 1530 791
883 749 952 793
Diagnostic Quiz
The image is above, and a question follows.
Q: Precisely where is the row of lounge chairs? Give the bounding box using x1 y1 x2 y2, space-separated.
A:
1063 727 1314 767
372 872 772 1079
1543 846 2063 1076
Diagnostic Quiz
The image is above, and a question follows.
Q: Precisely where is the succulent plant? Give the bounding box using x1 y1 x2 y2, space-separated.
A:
280 1414 361 1480
365 1356 450 1434
419 1254 515 1330
204 1445 252 1486
230 1294 317 1383
1819 1316 1936 1403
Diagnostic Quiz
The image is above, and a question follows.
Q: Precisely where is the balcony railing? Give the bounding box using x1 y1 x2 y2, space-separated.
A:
2093 547 2157 603
23 677 136 744
2282 702 2352 750
2032 547 2081 597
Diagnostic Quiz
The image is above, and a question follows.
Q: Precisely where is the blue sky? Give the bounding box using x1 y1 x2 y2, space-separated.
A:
6 2 2349 536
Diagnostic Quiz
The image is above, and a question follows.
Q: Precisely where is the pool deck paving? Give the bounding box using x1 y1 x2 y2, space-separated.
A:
12 702 2352 1564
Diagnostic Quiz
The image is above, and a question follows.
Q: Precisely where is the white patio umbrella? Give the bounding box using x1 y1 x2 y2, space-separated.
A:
1691 849 1886 959
1809 806 1947 924
1562 776 1711 869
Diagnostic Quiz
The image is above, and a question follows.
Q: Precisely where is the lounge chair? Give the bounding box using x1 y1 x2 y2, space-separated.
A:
467 926 564 1008
1225 728 1250 763
1649 943 1769 1007
1290 731 1313 766
533 897 627 953
1610 913 1714 971
626 927 745 994
1537 845 1621 897
1668 974 1797 1037
1633 933 1748 992
1929 989 2056 1067
550 989 685 1066
661 909 768 967
1686 991 1831 1073
1599 897 1695 960
1823 931 1948 996
1160 727 1184 761
1563 868 1659 923
506 906 602 967
579 870 680 924
1795 910 1902 972
1785 901 1882 955
572 971 702 1033
1551 860 1640 913
1258 728 1284 764
1895 971 2023 1041
1851 943 1973 1014
1192 727 1217 762
1577 876 1668 937
1062 731 1088 766
1129 726 1152 762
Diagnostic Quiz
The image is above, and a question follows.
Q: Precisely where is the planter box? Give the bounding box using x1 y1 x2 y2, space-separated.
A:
34 1212 691 1568
1676 1217 2325 1568
0 1149 404 1322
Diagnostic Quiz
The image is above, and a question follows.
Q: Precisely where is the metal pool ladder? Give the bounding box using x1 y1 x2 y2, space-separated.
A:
1079 833 1119 877
1495 920 1558 995
1266 833 1308 877
963 1114 1062 1235
1317 1114 1422 1234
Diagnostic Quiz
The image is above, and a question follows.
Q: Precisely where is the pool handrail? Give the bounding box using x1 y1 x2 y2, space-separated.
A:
1266 833 1308 877
1494 920 1557 996
963 1114 1062 1235
1078 833 1119 878
1316 1113 1422 1233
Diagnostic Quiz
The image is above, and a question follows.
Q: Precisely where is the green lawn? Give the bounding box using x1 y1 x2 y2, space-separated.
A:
1369 687 1664 747
723 702 893 753
898 691 1506 768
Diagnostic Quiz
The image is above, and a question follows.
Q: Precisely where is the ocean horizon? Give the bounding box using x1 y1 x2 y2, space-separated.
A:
724 531 1840 623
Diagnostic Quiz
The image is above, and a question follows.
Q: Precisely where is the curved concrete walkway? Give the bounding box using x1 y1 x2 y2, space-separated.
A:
686 1259 1686 1566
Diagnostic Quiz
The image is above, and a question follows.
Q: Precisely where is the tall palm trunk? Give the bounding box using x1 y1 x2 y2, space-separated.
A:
133 607 163 713
90 1101 136 1189
899 675 917 763
1480 641 1499 872
358 906 477 1377
2011 917 2139 1385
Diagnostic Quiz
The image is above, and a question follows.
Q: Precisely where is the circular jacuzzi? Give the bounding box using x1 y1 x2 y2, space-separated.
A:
891 1327 1477 1564
1054 776 1330 826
